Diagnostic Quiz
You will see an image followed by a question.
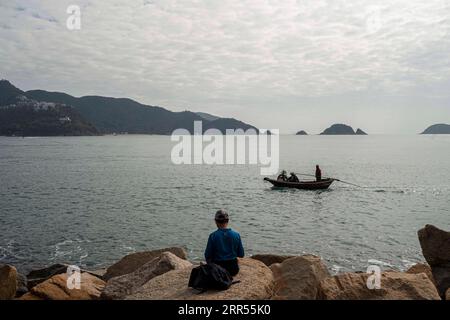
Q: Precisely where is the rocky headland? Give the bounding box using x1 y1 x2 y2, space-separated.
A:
321 124 367 135
1 224 449 300
421 124 450 135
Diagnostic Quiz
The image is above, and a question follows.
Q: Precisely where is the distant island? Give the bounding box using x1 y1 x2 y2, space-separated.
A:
321 124 367 135
296 130 308 135
0 80 257 136
421 124 450 134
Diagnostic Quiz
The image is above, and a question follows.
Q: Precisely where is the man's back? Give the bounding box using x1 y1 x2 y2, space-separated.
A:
205 228 244 262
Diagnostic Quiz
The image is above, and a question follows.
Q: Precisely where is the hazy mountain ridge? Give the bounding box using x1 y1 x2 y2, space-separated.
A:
25 88 257 134
0 80 258 135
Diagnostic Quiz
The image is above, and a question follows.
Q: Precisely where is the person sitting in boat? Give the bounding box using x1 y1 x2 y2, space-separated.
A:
315 165 322 181
288 172 300 182
204 209 244 276
277 170 288 181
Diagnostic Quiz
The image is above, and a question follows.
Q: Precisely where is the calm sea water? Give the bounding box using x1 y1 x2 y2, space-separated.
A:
0 135 449 274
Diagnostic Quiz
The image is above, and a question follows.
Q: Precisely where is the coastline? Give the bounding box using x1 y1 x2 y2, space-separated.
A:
1 224 449 300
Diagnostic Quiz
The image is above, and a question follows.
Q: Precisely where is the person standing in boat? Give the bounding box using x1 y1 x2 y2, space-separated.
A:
315 165 322 181
204 209 244 276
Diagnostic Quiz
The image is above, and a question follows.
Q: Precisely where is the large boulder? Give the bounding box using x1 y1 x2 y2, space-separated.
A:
125 258 273 300
102 252 192 300
15 272 28 298
270 255 330 300
103 247 187 281
19 272 105 300
418 225 450 266
88 269 107 279
319 271 441 300
0 264 18 300
251 254 295 267
429 266 450 298
406 263 435 285
418 224 450 297
26 263 68 289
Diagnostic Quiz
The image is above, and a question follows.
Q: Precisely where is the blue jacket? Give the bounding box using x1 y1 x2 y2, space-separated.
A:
204 228 244 262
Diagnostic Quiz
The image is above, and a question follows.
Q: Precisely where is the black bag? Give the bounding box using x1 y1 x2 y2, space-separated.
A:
188 263 238 292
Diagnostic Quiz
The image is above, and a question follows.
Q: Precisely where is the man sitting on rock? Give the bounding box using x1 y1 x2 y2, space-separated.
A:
204 209 244 276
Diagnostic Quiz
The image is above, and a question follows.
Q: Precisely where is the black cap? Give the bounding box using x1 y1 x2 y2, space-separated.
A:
215 209 229 222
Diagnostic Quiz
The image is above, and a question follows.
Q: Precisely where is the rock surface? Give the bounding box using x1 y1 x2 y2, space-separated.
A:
0 264 18 300
319 271 441 300
251 254 295 267
103 247 187 281
296 130 308 135
429 266 450 298
15 272 28 298
125 258 274 300
418 224 450 266
87 269 107 279
26 263 68 289
418 224 450 297
102 252 192 300
19 272 105 300
270 255 330 300
406 263 435 285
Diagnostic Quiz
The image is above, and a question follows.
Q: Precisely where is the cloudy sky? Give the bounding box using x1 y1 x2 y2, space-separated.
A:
1 0 450 133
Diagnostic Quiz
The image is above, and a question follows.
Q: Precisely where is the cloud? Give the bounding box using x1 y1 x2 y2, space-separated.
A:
1 0 450 133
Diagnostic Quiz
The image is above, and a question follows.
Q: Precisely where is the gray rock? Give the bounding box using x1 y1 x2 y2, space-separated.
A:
0 264 18 300
15 272 28 298
26 263 68 289
125 258 274 300
270 255 330 300
319 271 441 300
418 224 450 297
101 252 192 300
19 272 105 300
429 264 450 298
251 254 295 267
418 224 450 266
103 247 187 281
406 263 435 285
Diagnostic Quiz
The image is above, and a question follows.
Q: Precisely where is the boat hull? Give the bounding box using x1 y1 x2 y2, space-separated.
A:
264 177 334 190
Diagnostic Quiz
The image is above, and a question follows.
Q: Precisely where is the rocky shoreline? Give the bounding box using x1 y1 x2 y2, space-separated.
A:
1 224 449 300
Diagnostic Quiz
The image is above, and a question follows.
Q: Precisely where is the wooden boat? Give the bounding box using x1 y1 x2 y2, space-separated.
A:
263 177 334 190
